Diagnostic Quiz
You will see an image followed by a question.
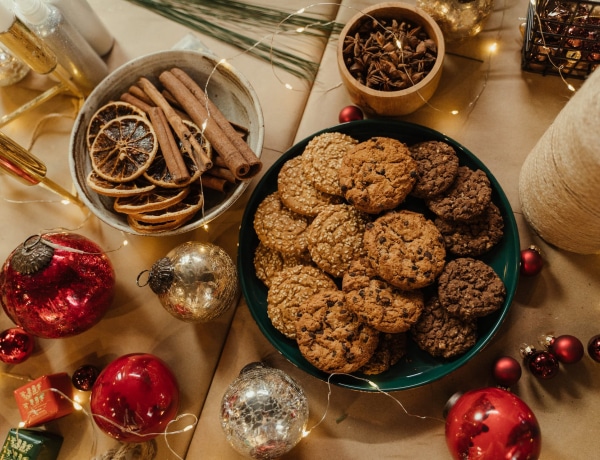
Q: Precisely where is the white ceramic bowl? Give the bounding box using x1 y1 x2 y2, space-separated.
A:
69 49 264 236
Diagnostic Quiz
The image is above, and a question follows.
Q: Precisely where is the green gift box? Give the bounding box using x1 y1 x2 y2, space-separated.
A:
0 428 63 460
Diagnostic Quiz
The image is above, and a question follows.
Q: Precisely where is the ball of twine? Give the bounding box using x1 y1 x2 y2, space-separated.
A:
519 71 600 255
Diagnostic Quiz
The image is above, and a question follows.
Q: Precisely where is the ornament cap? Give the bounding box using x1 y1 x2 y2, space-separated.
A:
443 391 464 419
147 257 174 294
10 235 54 275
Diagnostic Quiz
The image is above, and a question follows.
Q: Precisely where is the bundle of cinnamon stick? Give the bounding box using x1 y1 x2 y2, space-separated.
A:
119 67 262 192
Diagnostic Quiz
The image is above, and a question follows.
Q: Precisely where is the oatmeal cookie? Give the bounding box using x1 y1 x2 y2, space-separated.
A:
437 257 506 320
278 156 342 217
253 242 311 288
267 265 336 339
306 203 370 278
411 295 477 359
363 210 446 290
409 140 460 199
253 191 311 256
435 202 504 257
359 332 408 375
295 289 379 373
426 166 492 221
301 132 358 196
342 258 424 333
338 137 418 214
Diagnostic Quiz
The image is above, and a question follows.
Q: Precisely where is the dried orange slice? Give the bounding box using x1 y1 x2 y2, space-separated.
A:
87 101 146 149
143 120 210 188
113 186 190 214
90 115 158 183
129 184 203 224
86 170 156 197
127 213 195 234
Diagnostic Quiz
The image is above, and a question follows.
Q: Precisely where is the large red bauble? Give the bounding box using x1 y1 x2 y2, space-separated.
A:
90 353 180 443
0 233 115 338
446 387 541 460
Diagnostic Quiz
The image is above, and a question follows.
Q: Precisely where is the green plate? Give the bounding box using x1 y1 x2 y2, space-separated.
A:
238 119 520 391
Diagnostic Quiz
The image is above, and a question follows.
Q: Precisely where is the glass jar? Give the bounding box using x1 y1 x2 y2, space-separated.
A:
0 42 29 87
417 0 494 42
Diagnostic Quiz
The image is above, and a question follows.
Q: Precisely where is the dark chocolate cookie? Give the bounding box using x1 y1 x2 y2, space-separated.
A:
409 140 460 199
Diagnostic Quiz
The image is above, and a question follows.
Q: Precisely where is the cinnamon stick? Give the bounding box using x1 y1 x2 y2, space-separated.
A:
120 92 153 113
169 67 261 177
201 175 230 193
137 77 212 173
207 165 237 184
128 85 154 105
147 106 190 183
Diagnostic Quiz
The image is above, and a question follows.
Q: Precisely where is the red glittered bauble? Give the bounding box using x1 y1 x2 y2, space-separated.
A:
0 327 35 364
548 335 584 364
492 356 522 387
338 105 364 123
0 233 115 338
90 353 180 443
445 387 541 460
520 246 543 276
587 334 600 362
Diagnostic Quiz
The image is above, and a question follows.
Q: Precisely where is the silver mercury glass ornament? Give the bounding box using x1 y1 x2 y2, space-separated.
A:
139 241 239 322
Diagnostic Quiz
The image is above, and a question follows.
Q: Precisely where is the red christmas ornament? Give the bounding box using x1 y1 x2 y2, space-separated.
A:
0 233 115 338
492 356 522 387
72 364 101 391
521 345 560 379
90 353 180 443
587 334 600 362
520 245 543 276
0 327 35 364
542 334 584 364
445 387 541 460
338 105 364 123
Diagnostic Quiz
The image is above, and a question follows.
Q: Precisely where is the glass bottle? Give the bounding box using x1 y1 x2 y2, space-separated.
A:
14 0 108 95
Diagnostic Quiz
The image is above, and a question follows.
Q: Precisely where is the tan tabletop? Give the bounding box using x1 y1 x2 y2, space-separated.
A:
1 1 599 459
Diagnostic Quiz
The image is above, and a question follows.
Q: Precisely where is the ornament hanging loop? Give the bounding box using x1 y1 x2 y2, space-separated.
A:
136 269 151 288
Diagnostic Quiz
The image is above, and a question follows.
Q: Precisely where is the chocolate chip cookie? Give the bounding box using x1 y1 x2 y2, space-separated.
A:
363 210 446 290
359 332 407 375
426 166 492 221
253 191 311 256
307 203 370 278
267 265 336 339
301 132 358 196
339 137 418 214
435 202 504 256
342 258 424 333
409 140 460 199
437 257 506 320
295 288 379 373
411 295 477 359
278 156 342 217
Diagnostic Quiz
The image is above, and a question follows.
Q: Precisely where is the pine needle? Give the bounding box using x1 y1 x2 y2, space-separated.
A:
124 0 343 81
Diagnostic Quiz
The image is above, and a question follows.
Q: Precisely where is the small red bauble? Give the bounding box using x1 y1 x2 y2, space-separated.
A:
90 353 179 443
492 356 522 387
520 245 543 276
547 334 584 364
527 350 560 379
0 327 35 364
72 364 101 391
587 334 600 362
0 233 115 338
338 105 363 123
445 387 541 460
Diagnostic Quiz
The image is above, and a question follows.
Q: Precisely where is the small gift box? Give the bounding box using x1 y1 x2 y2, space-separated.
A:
0 428 63 460
522 0 600 78
13 373 74 427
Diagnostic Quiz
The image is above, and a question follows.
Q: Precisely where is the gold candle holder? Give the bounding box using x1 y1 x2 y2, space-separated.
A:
0 15 84 128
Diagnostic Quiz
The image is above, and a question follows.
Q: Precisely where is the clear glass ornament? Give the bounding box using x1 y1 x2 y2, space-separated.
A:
417 0 494 42
221 363 309 459
0 42 29 87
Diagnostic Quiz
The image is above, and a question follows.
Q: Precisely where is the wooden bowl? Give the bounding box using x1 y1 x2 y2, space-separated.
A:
337 2 445 117
69 49 264 236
